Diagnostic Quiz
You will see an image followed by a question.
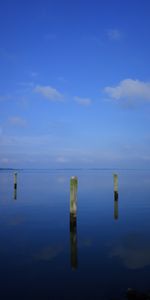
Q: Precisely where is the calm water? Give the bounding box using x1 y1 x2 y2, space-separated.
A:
0 170 150 299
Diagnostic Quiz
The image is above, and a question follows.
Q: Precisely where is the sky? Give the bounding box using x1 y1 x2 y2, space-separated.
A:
1 0 150 168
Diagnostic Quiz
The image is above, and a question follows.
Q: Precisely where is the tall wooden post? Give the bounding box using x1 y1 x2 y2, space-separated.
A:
70 176 78 217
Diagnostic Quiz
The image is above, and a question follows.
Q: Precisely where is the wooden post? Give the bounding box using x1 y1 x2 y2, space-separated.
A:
113 174 118 199
14 172 17 188
14 172 17 200
70 176 78 269
70 176 78 218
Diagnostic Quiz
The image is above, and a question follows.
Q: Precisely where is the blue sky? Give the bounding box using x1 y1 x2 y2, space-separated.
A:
1 0 150 168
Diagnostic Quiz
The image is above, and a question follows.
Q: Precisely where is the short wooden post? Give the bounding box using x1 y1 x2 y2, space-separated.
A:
14 172 17 200
70 176 78 269
14 172 17 188
113 174 118 198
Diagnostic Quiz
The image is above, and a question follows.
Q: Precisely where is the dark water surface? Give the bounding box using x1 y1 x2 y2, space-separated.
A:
0 170 150 299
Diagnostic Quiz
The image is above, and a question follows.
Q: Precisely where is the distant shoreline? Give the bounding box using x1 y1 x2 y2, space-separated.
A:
1 168 150 171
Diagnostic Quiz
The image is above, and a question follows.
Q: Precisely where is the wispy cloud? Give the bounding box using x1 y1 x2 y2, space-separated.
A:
0 95 12 101
106 29 121 40
104 79 150 104
84 35 103 47
34 85 63 101
8 116 27 127
74 96 92 106
0 134 52 148
17 82 34 87
0 134 65 157
57 76 67 83
0 158 9 164
44 33 56 40
56 156 70 163
0 48 16 62
30 72 38 77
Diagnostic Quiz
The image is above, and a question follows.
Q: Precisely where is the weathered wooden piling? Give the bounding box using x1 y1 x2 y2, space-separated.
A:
14 172 17 200
113 174 118 199
14 172 17 188
70 176 78 269
70 176 78 218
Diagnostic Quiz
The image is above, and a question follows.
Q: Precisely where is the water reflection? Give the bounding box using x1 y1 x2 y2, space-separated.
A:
34 245 63 262
113 174 119 220
70 215 78 269
111 233 150 269
1 170 150 298
70 176 78 270
9 215 25 226
114 192 119 220
14 172 17 200
14 186 17 200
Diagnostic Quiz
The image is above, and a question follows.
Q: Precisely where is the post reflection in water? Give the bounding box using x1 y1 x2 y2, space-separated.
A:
113 174 119 220
70 176 78 270
14 186 17 200
114 191 119 220
70 214 78 269
14 172 17 200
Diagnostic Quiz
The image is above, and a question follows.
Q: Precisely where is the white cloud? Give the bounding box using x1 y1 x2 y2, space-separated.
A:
57 76 67 83
34 85 63 101
8 117 27 127
0 134 52 148
56 156 69 163
0 158 9 164
106 29 121 40
30 72 38 77
104 79 150 103
74 96 92 106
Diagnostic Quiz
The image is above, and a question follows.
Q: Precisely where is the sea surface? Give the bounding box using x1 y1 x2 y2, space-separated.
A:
0 169 150 299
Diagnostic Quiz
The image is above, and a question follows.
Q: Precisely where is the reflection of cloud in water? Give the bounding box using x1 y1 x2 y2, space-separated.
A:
79 239 92 248
57 176 67 183
1 178 8 184
9 216 25 225
34 245 63 261
111 233 150 269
